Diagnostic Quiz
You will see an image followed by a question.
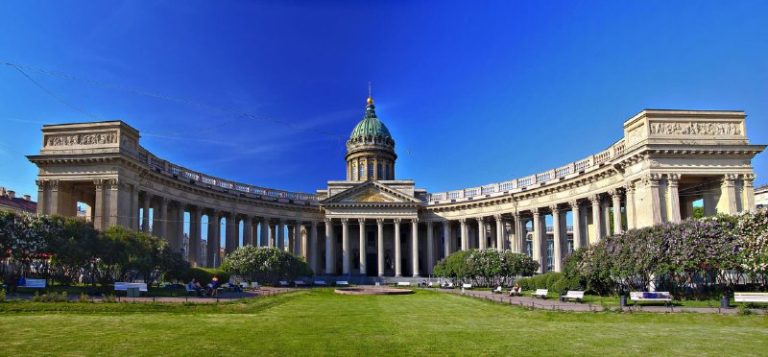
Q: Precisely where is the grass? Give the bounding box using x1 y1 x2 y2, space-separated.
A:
0 289 766 356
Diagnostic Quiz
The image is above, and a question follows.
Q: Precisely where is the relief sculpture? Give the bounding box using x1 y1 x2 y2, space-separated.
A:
649 122 741 136
45 132 118 147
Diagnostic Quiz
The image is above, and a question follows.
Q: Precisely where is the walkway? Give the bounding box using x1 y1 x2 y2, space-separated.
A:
441 288 766 315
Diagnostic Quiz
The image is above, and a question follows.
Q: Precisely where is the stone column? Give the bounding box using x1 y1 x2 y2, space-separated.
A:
294 223 302 255
189 207 201 266
277 219 285 251
442 221 451 258
130 185 140 230
625 183 636 230
394 218 402 277
260 217 269 247
35 180 47 215
532 208 544 273
224 213 235 254
609 188 624 233
358 218 366 275
176 203 186 254
207 211 220 268
743 174 756 212
718 174 739 215
550 205 563 272
477 217 486 250
310 221 318 273
141 193 151 232
377 218 385 277
570 200 582 251
94 180 105 230
298 222 306 259
513 212 525 253
590 195 602 243
287 225 295 254
494 215 504 251
243 216 252 247
666 174 681 223
324 218 334 275
426 221 434 275
411 218 419 277
341 218 350 275
649 174 663 224
459 218 468 250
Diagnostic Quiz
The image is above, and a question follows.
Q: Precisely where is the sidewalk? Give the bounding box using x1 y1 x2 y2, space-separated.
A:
442 288 765 315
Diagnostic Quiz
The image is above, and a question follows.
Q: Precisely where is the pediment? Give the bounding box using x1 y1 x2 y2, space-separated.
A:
321 181 422 206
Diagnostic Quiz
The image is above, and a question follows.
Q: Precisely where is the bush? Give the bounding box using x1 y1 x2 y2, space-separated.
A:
516 277 532 291
0 288 5 302
102 294 117 303
185 267 230 285
31 291 69 303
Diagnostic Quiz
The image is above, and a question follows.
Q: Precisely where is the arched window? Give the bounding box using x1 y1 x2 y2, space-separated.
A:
359 162 364 180
377 163 383 179
367 161 374 179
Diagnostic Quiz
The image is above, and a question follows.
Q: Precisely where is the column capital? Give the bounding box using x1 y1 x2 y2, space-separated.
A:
589 194 600 204
411 217 420 224
324 217 333 225
376 218 385 224
624 181 635 193
568 200 580 209
723 173 739 183
742 173 756 183
475 216 485 223
549 204 560 214
532 207 542 216
393 218 402 224
341 218 350 224
493 214 502 221
607 188 622 197
357 218 366 224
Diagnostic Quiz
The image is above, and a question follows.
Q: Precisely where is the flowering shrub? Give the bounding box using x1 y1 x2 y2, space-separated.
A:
566 209 768 297
220 246 311 284
433 249 538 286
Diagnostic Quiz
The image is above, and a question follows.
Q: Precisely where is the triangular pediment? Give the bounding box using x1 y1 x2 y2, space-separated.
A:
321 181 422 206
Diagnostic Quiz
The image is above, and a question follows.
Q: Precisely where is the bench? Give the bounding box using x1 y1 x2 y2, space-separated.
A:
114 282 148 297
492 286 503 294
461 283 472 290
19 278 46 289
560 290 585 302
508 288 522 296
396 282 411 287
294 280 306 287
336 280 350 286
533 289 548 299
630 291 672 305
279 280 290 287
313 280 326 286
440 282 454 289
734 292 768 304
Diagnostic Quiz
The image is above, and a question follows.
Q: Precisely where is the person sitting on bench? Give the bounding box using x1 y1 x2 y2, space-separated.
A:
208 275 221 297
509 282 522 296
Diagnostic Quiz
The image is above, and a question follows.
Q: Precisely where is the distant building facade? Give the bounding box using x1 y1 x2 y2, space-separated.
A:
756 184 768 210
26 100 765 276
0 187 36 214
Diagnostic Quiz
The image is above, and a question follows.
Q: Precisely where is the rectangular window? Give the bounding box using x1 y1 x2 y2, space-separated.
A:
546 239 554 272
367 163 374 179
377 163 383 179
525 239 532 257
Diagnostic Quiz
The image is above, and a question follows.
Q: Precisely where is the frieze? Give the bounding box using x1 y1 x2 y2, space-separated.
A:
45 132 118 147
649 121 741 136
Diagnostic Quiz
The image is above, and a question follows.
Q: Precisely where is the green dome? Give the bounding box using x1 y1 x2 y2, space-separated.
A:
349 98 392 140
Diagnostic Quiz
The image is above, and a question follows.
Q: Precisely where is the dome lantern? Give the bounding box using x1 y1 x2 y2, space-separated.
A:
345 96 397 181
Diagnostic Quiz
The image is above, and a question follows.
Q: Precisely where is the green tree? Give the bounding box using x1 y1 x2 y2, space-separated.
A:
221 246 311 284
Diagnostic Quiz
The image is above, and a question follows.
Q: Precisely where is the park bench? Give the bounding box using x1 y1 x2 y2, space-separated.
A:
492 286 503 294
440 282 454 289
396 281 411 287
509 287 522 296
19 278 46 289
114 282 148 297
279 280 290 287
313 280 326 286
560 290 585 302
630 291 672 305
294 280 306 287
461 283 473 290
533 289 549 299
734 292 768 304
336 280 350 286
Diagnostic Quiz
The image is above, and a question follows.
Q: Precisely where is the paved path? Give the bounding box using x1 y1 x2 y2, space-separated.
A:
441 288 765 315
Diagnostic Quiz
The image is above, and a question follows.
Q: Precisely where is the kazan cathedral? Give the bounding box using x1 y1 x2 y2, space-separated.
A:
28 95 764 280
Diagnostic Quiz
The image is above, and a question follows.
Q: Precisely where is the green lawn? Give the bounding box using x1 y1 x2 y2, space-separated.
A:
1 289 766 356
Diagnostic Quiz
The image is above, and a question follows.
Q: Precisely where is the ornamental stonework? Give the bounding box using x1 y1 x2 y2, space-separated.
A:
45 131 118 147
649 121 741 136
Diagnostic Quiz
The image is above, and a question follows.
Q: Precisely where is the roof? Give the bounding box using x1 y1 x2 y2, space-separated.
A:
0 195 37 214
349 97 392 140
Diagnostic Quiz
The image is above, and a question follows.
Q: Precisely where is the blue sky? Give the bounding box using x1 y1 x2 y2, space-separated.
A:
1 0 767 201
